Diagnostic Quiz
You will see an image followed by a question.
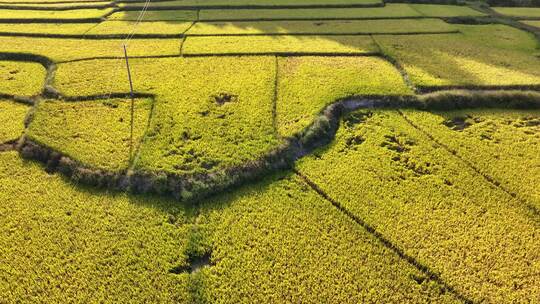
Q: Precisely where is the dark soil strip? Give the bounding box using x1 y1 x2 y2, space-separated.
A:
0 18 104 23
0 139 18 153
0 31 184 39
397 110 540 218
418 84 540 94
295 169 474 304
0 3 115 10
0 0 110 4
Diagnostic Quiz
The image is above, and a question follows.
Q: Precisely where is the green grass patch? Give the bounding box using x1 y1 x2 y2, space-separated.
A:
0 61 45 96
183 35 378 55
107 10 198 21
0 1 112 8
296 109 540 303
0 100 28 143
402 108 540 210
409 4 486 17
87 21 193 36
27 98 152 171
187 19 457 35
0 8 114 20
195 173 458 303
0 37 180 62
0 23 95 35
374 25 540 89
199 4 420 21
119 0 382 9
493 7 540 18
0 151 193 303
134 56 280 176
276 56 411 138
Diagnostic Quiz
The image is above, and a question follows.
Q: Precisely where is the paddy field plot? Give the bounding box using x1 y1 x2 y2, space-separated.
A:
374 25 540 89
402 109 540 210
296 110 540 303
408 4 486 17
493 7 540 18
0 151 194 303
87 21 193 36
0 23 94 36
0 100 28 143
118 0 383 9
0 37 181 62
199 4 421 20
26 98 153 172
0 8 114 21
186 19 457 36
276 56 412 138
182 35 378 55
107 10 198 22
0 61 45 96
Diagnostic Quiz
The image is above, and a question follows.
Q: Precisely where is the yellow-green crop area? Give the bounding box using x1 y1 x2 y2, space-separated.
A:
1 1 540 303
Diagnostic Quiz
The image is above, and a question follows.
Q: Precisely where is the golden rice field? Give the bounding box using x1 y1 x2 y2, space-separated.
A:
0 0 539 303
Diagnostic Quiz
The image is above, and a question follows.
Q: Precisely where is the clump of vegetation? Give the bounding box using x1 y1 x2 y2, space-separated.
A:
297 110 540 303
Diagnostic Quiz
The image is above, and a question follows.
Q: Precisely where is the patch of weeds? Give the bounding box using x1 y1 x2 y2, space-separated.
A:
211 93 238 106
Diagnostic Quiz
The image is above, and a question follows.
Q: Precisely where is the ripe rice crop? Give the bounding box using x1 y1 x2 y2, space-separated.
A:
374 25 540 89
133 56 281 177
0 1 112 8
0 61 45 96
0 151 193 303
402 108 540 210
0 37 181 62
187 19 457 36
199 4 421 21
493 7 540 18
87 21 193 36
195 173 459 303
182 35 378 55
27 98 152 171
0 23 94 36
296 110 540 303
106 10 198 21
119 0 382 9
0 8 114 21
276 56 411 138
409 4 486 17
0 100 28 143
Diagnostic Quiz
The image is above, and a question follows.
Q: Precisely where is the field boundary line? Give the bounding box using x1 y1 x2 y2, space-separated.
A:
397 109 540 218
272 55 279 138
0 139 19 153
118 3 386 10
182 51 381 57
294 169 475 304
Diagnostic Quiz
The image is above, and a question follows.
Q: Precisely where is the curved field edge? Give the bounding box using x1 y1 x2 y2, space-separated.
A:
14 90 540 203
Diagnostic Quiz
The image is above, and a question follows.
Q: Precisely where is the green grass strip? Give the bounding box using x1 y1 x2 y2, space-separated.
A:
0 151 194 303
0 100 28 143
182 35 378 55
409 4 486 17
27 98 152 171
522 20 540 28
296 109 540 303
493 7 540 18
0 61 45 96
187 19 457 36
276 56 411 138
199 4 420 21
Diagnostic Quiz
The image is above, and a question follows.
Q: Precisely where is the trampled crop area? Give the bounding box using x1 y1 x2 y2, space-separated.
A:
1 0 540 303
